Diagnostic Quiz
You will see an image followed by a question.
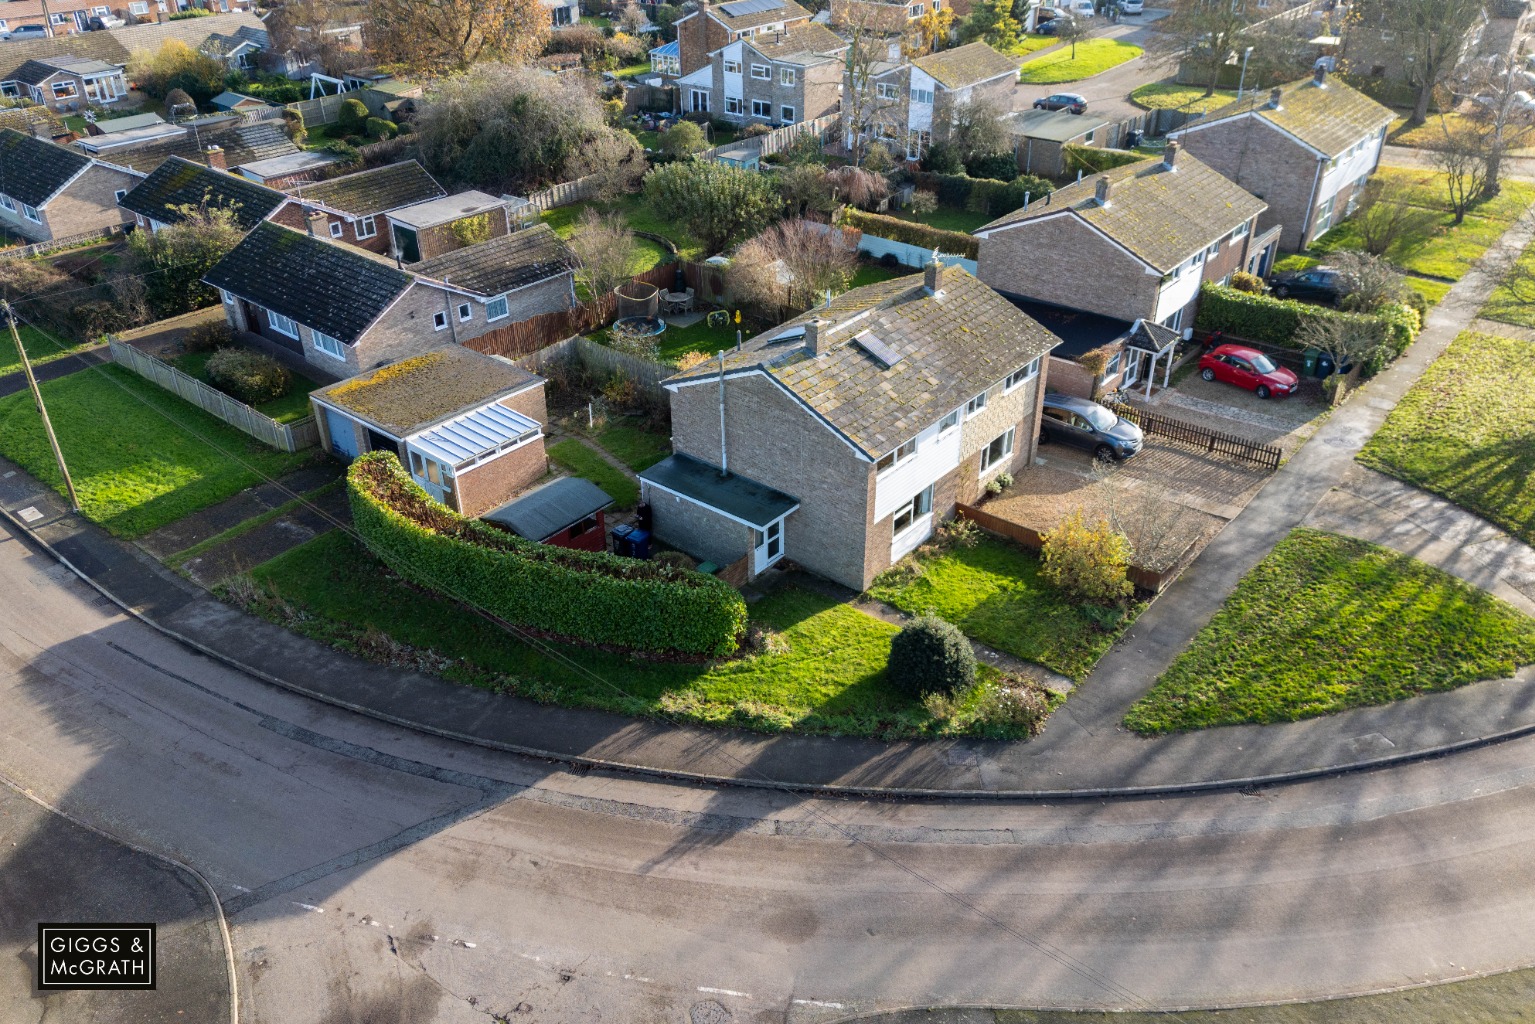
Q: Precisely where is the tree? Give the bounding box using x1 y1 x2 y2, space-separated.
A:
862 141 896 174
1147 0 1259 97
948 99 1009 166
1455 53 1535 197
903 7 955 58
653 4 682 39
617 2 649 34
1293 313 1386 400
127 204 245 318
567 209 640 303
659 119 707 160
1351 178 1435 256
368 0 549 75
1055 12 1093 61
777 163 835 217
338 96 370 135
130 40 225 104
959 0 1020 50
1428 121 1493 225
726 219 856 315
1373 0 1489 127
841 15 901 166
163 87 196 120
1040 510 1134 605
825 164 889 210
643 161 781 256
1328 251 1407 314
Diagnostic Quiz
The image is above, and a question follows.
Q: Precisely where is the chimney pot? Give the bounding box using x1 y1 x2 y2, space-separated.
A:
1094 175 1112 206
305 208 329 239
924 255 946 295
1162 140 1179 170
1268 87 1283 109
203 144 226 171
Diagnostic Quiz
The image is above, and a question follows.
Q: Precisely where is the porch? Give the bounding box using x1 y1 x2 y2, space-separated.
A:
638 452 800 585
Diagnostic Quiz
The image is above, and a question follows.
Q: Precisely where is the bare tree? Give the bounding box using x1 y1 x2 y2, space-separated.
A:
777 163 835 217
1456 53 1535 197
1328 250 1408 313
727 220 857 315
1294 312 1386 400
1370 0 1489 126
841 14 900 166
616 2 650 35
369 0 550 75
1090 462 1198 574
948 99 1009 165
1055 13 1094 62
567 210 641 303
1351 179 1435 256
1148 0 1261 97
1427 121 1493 224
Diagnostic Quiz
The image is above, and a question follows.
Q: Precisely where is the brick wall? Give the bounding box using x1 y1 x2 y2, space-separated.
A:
1046 355 1097 399
39 164 137 240
955 369 1040 506
454 276 576 344
349 282 461 371
978 215 1160 322
678 8 731 76
645 481 756 567
453 439 548 517
498 384 549 426
269 201 390 255
1172 116 1322 252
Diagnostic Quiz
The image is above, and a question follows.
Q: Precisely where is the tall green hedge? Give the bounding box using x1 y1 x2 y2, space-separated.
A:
1063 145 1145 176
840 208 980 260
911 171 1054 218
348 453 747 657
1194 283 1415 353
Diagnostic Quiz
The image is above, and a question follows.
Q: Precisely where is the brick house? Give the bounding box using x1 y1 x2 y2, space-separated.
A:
676 21 848 124
845 42 1019 161
203 220 576 378
1 56 128 111
1167 69 1394 252
974 144 1268 336
0 128 140 242
385 191 516 264
118 154 285 232
829 0 950 34
638 260 1058 591
310 347 549 517
675 0 814 77
274 161 446 255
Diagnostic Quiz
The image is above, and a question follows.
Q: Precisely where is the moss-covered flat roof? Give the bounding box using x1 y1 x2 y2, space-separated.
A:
314 347 541 436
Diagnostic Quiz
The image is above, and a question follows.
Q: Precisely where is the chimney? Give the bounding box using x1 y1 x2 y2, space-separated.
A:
924 253 946 296
1313 64 1327 87
804 317 831 356
1162 140 1179 171
203 145 226 171
305 208 330 239
1094 175 1112 206
1268 87 1283 110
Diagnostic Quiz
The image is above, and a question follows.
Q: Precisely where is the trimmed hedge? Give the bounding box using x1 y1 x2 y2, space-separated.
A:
1194 284 1418 358
1063 145 1144 175
911 170 1055 218
348 452 747 656
841 208 979 260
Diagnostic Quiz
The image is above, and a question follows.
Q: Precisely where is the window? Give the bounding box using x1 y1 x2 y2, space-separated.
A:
267 310 298 338
908 4 922 18
875 436 918 473
938 409 959 433
780 67 795 86
965 390 988 418
21 203 39 222
114 189 128 203
911 87 934 104
1161 308 1182 331
751 63 770 80
876 82 899 100
51 81 79 100
725 96 743 114
1103 351 1122 378
1205 241 1220 260
751 99 771 118
724 58 741 74
906 128 930 160
328 220 344 238
0 195 14 212
781 105 794 122
128 1 149 12
1004 358 1039 391
980 428 1015 473
570 514 600 538
432 311 449 331
689 89 710 113
1231 220 1249 241
356 215 376 239
486 295 509 321
93 6 109 15
1315 195 1336 234
892 485 934 535
457 302 472 322
312 331 345 359
50 12 68 24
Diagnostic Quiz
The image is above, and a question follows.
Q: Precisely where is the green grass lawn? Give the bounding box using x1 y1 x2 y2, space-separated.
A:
1313 212 1503 282
866 535 1142 680
1018 39 1144 84
1124 529 1535 734
892 205 994 233
654 316 758 363
594 417 670 472
1010 34 1059 57
1387 112 1486 150
547 437 639 508
0 365 313 538
169 351 321 424
1482 236 1535 329
542 193 699 261
246 531 1016 738
850 264 916 289
1358 331 1535 545
1130 83 1238 113
1406 276 1453 306
612 61 652 80
0 323 90 378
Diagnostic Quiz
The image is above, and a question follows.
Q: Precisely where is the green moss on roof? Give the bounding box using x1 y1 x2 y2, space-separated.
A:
1195 74 1394 157
317 347 539 435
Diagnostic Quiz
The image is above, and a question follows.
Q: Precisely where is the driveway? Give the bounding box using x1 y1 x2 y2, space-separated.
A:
1013 7 1175 124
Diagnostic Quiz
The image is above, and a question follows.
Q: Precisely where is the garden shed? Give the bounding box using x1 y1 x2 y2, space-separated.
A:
483 477 614 552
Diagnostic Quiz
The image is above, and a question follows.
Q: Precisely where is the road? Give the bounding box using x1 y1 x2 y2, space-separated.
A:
1013 8 1175 123
7 521 1535 1023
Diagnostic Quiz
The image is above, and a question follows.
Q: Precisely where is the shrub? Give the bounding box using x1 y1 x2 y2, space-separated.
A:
365 116 398 140
907 189 938 216
937 515 981 549
1194 283 1387 350
886 614 976 699
910 170 1053 218
965 152 1017 181
205 347 291 405
281 107 306 145
863 141 896 174
878 252 901 269
181 320 234 354
919 142 964 175
972 679 1052 738
840 208 979 260
347 452 747 656
740 122 771 138
1229 270 1265 294
338 97 370 135
1040 510 1134 605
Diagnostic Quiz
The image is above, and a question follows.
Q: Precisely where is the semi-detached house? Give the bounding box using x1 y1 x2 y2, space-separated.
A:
848 41 1020 161
0 127 139 242
678 20 848 125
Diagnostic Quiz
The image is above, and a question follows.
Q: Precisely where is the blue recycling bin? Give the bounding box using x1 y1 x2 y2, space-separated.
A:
612 523 635 557
629 529 651 560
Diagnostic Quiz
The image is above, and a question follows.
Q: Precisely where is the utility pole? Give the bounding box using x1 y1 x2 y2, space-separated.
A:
3 301 78 512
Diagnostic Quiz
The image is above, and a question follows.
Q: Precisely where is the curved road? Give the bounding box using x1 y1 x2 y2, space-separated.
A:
5 523 1535 1023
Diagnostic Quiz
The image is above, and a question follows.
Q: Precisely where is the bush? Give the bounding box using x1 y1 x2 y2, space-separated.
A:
840 208 979 260
740 122 771 138
281 107 306 145
205 348 291 405
1040 510 1134 605
181 320 234 354
1194 283 1388 350
347 452 747 656
965 152 1017 181
365 116 398 140
1063 145 1144 175
886 614 976 699
1229 270 1265 294
879 252 901 269
907 189 938 216
920 142 964 175
910 170 1053 219
337 97 370 135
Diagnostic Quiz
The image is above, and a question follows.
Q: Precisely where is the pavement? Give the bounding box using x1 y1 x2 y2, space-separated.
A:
0 344 108 399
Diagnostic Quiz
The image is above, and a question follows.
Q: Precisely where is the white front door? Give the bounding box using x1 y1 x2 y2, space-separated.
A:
753 518 784 573
1122 351 1142 388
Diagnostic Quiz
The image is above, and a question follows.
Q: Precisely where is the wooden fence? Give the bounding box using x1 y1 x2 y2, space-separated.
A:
954 503 1192 595
464 262 680 359
526 173 604 212
285 92 349 126
512 335 672 402
1104 400 1283 472
696 112 842 164
108 339 319 453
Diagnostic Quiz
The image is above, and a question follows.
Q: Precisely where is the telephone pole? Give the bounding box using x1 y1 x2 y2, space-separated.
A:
3 301 79 512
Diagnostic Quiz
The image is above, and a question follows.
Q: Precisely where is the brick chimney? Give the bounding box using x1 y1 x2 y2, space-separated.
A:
305 209 330 239
1094 175 1112 206
804 317 831 356
924 253 946 296
1268 87 1283 109
1162 140 1179 171
203 145 226 171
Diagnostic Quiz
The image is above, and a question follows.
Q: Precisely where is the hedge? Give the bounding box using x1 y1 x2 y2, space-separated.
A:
1063 145 1145 176
911 170 1055 218
348 452 747 656
1194 284 1418 358
841 208 979 260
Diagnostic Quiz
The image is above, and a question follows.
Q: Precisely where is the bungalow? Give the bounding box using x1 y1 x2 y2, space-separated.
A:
77 117 302 174
483 477 614 552
639 259 1058 591
76 112 185 152
386 191 515 264
200 26 269 70
276 160 446 255
0 127 139 242
1 56 128 111
118 154 285 231
845 42 1021 161
235 149 347 190
310 347 550 517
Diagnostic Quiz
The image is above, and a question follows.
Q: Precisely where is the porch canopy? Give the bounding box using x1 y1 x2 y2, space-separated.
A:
408 403 541 471
639 453 799 529
1125 319 1182 399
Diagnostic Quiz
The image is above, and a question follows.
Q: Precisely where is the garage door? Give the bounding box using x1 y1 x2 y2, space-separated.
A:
325 408 358 459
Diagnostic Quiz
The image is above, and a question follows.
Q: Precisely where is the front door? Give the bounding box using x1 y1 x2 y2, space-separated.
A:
1121 351 1143 388
753 519 784 574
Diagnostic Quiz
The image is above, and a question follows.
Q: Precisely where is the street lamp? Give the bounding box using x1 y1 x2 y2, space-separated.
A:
1237 46 1255 101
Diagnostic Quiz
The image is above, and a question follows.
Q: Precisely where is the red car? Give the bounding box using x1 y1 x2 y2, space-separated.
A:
1198 343 1299 399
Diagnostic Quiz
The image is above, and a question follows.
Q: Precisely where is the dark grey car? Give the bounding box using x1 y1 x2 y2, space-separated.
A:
1038 393 1144 460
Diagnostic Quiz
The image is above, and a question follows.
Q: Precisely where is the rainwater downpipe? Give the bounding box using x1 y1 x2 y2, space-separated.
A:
718 350 728 475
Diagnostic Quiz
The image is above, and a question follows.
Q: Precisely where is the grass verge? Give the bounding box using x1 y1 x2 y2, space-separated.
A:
0 324 93 378
1481 236 1535 329
547 438 639 508
1129 83 1237 114
1124 528 1535 734
1018 39 1144 85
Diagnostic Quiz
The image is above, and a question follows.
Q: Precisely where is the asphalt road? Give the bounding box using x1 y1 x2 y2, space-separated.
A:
1012 8 1174 124
6 521 1535 1023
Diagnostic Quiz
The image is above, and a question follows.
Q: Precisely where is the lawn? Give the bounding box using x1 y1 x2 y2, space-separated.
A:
0 323 91 378
246 531 1019 738
612 61 652 80
1358 330 1535 545
0 365 314 538
1313 212 1504 282
892 204 994 233
1018 39 1144 85
170 350 321 424
1010 34 1059 57
542 193 699 262
850 264 916 289
1123 529 1535 733
594 417 670 472
1130 83 1238 114
1387 112 1486 150
547 437 639 508
1482 236 1535 329
866 535 1142 680
650 316 760 363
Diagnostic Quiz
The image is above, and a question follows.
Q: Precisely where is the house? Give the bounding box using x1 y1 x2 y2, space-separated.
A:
118 154 285 231
275 161 446 254
846 42 1020 161
209 90 270 113
1167 69 1394 252
638 259 1058 590
75 116 301 173
0 105 67 141
676 19 849 124
1 57 128 111
0 0 135 36
200 26 268 69
974 143 1269 335
310 347 550 517
386 191 516 263
77 111 185 150
829 0 951 34
0 128 139 242
203 220 576 376
545 0 580 27
483 477 614 552
1003 108 1112 178
676 0 814 77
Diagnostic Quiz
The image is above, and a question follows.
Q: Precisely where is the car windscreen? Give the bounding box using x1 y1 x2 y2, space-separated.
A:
1249 353 1278 374
1081 405 1117 431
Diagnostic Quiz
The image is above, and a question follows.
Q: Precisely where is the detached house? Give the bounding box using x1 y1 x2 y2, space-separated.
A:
0 128 139 242
639 260 1058 590
1 57 128 111
847 42 1020 161
677 19 849 125
118 154 285 232
676 0 814 77
275 161 446 255
829 0 952 34
1167 69 1394 251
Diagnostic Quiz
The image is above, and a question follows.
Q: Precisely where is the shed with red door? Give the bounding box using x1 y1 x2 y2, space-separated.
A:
482 476 614 551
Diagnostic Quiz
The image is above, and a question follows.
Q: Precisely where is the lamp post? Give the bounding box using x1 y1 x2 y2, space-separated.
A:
1237 46 1255 101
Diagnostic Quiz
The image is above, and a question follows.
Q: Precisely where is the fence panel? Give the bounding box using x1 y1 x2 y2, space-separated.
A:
953 503 1186 594
1104 400 1282 472
0 225 124 261
526 174 603 212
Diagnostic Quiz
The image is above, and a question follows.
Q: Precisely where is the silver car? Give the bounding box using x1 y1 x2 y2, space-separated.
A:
1038 393 1145 461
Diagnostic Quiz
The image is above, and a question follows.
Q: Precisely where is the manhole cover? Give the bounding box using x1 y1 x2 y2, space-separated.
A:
1322 435 1358 449
690 1000 732 1024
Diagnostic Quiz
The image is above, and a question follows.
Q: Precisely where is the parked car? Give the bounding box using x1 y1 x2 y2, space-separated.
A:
1268 266 1351 304
1117 0 1144 12
1 25 50 40
1065 0 1096 17
1034 13 1071 35
1199 344 1299 399
1038 394 1144 460
1033 92 1089 114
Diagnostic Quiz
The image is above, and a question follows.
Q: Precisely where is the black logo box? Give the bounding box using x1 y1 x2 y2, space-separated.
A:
37 924 156 991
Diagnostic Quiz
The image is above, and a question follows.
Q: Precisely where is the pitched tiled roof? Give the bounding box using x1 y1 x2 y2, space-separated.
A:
314 347 539 435
0 105 63 139
747 22 848 62
1189 74 1394 157
98 120 300 174
290 161 446 218
9 59 72 86
0 128 89 208
912 42 1020 89
976 152 1267 273
0 12 262 81
668 267 1059 459
413 224 576 297
119 156 285 230
712 0 811 31
203 221 412 344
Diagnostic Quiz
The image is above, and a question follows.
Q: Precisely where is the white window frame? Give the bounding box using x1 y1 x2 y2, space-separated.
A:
22 203 41 223
432 311 449 331
891 484 934 536
356 215 376 239
51 80 78 100
875 436 918 474
1231 220 1249 241
486 295 509 321
979 427 1015 474
1004 357 1040 392
689 89 710 113
1 194 17 212
1103 351 1122 378
911 87 934 104
311 330 346 360
750 63 771 80
876 82 899 100
908 3 923 17
114 189 128 203
267 310 299 339
751 98 771 119
328 220 344 239
457 302 472 322
725 96 744 115
129 1 149 13
219 288 233 305
724 58 741 74
781 105 794 123
938 408 960 433
964 389 988 419
779 67 795 86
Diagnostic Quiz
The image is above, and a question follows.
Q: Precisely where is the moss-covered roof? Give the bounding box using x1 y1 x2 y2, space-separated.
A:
291 160 445 218
912 42 1021 89
118 155 284 229
315 347 540 435
1191 74 1394 157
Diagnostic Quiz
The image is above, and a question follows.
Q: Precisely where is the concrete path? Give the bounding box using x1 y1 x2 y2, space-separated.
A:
0 343 107 398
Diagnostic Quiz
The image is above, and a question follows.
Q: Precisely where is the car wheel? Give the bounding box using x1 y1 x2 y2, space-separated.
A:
1274 285 1289 298
1094 444 1116 461
1201 367 1216 382
1038 428 1051 445
1256 384 1271 399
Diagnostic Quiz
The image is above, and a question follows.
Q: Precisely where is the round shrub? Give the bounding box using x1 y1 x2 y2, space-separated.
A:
887 614 976 699
965 152 1018 181
920 142 963 175
205 347 291 405
365 116 398 140
338 96 370 134
1229 270 1265 294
